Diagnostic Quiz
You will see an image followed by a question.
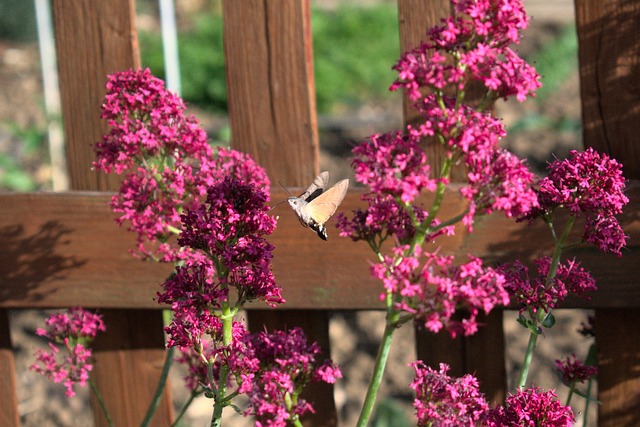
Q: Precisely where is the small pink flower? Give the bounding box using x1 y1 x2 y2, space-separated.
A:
498 257 597 314
555 354 597 385
373 247 509 337
31 309 105 397
242 328 341 425
411 362 489 426
483 387 575 426
522 147 629 255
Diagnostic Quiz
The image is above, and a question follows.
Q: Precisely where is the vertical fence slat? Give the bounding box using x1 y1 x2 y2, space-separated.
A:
223 1 336 426
51 1 173 425
575 0 640 180
52 0 139 192
595 309 640 426
575 1 640 425
0 310 19 427
223 0 319 186
398 0 506 403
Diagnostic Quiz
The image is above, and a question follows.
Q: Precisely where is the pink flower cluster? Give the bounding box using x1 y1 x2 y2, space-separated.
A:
336 194 435 246
462 148 539 228
175 327 341 426
484 387 575 426
391 0 539 103
372 247 510 337
411 362 489 426
243 328 342 427
31 308 105 397
555 354 597 385
94 69 270 261
344 0 540 242
352 131 437 203
91 69 343 422
175 321 254 391
523 147 629 255
498 257 596 314
411 365 575 427
158 177 283 348
95 68 207 174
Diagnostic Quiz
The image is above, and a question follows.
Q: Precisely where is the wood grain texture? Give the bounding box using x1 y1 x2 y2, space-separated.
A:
223 0 319 186
575 0 640 424
397 0 505 398
223 2 335 424
0 186 638 309
51 1 172 425
91 309 173 427
0 309 19 427
575 0 640 179
52 0 140 191
596 309 640 427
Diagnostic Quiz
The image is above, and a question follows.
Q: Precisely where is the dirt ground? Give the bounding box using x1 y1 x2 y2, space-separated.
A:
2 1 598 426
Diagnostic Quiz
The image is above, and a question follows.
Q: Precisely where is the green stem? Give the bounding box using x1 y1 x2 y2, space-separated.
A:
582 378 594 427
517 326 540 389
172 391 198 427
89 377 114 427
415 156 453 245
517 216 576 389
565 384 575 406
140 346 175 427
210 303 234 427
355 316 398 427
167 224 181 235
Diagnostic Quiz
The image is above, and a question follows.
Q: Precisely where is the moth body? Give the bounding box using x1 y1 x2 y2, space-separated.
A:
287 172 349 240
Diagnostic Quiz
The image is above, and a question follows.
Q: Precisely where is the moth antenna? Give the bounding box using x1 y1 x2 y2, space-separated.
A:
269 199 288 211
278 180 293 196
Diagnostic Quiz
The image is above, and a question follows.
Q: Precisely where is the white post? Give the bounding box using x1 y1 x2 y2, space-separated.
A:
34 0 68 190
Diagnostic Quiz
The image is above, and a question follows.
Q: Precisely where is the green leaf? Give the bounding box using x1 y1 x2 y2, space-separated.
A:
541 312 556 328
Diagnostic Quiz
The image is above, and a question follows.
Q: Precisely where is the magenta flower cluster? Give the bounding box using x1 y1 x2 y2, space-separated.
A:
391 0 539 103
555 354 598 385
336 194 433 246
523 147 629 255
411 362 489 426
30 308 105 397
484 387 575 426
174 326 341 426
94 68 269 261
158 177 283 348
498 256 597 314
372 246 509 337
89 68 342 422
352 131 437 204
174 321 255 391
340 0 541 249
243 328 342 427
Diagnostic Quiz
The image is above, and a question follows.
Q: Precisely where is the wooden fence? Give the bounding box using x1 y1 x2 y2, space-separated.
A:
0 0 639 426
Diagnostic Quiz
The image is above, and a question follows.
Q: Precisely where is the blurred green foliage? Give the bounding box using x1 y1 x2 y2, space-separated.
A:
371 398 412 427
0 0 37 41
139 4 400 114
140 12 227 111
0 122 47 191
311 4 400 113
531 24 578 102
509 24 581 134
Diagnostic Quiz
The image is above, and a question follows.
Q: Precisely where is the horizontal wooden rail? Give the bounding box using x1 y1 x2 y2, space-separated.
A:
0 183 638 310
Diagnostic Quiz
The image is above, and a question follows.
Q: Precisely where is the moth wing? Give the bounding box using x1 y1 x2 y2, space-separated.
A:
300 171 330 201
306 179 349 224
